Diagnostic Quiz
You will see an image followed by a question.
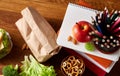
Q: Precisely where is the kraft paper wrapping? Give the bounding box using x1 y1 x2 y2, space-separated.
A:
15 7 60 62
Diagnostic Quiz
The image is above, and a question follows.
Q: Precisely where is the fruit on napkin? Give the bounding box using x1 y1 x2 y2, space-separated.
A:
72 21 92 42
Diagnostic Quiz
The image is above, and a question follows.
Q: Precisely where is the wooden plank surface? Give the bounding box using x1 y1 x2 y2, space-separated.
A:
0 0 120 76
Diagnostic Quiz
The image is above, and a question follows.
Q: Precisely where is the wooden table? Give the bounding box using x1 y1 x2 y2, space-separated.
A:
0 0 120 76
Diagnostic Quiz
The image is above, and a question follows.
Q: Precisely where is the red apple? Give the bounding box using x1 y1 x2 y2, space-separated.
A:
72 21 92 42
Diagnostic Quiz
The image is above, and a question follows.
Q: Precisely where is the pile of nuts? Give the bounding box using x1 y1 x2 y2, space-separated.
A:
67 36 77 45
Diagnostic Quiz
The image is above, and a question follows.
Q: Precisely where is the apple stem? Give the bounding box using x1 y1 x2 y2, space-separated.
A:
76 22 79 25
76 22 84 30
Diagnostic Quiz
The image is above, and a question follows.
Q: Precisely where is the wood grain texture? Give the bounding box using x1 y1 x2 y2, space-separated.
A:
0 0 120 76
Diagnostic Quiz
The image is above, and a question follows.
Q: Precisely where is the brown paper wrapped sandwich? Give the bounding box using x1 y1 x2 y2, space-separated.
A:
16 7 60 62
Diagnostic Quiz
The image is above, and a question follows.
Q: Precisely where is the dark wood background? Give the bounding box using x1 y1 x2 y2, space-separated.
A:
0 0 120 76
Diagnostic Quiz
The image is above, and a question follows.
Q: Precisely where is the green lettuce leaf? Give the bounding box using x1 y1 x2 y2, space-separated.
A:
19 55 56 76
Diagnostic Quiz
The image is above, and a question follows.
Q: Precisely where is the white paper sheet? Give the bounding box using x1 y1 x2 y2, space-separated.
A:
57 3 120 61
